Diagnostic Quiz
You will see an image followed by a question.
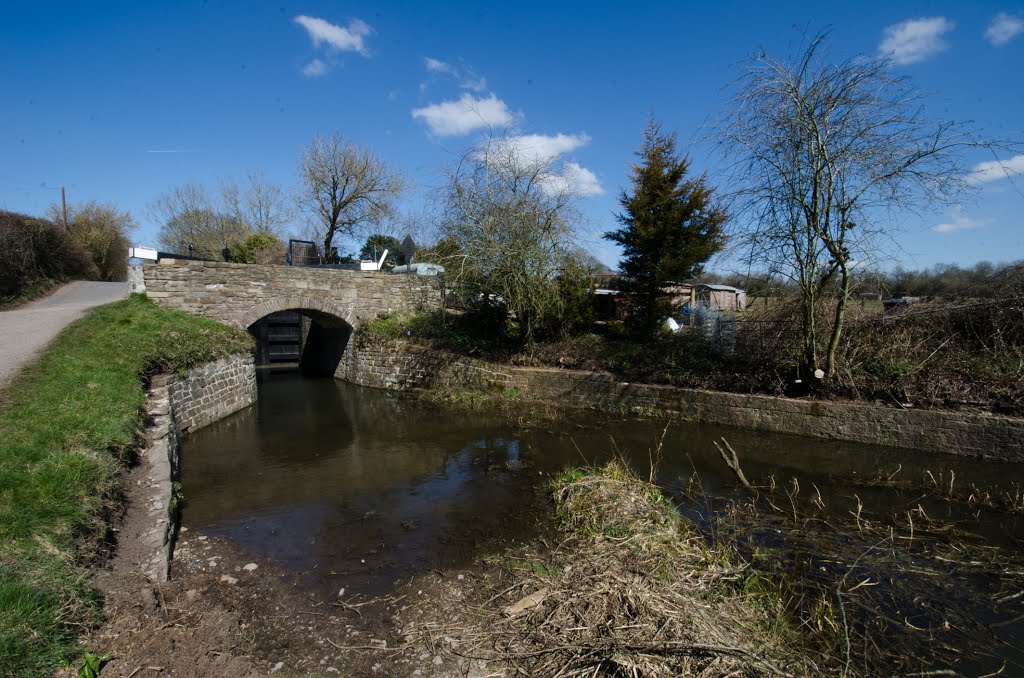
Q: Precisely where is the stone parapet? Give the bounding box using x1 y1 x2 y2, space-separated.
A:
142 260 443 329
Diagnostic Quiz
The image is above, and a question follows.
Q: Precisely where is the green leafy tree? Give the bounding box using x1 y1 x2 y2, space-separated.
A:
605 119 727 338
359 233 404 267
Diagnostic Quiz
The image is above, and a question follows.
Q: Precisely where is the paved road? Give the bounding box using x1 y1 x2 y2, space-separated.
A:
0 281 129 389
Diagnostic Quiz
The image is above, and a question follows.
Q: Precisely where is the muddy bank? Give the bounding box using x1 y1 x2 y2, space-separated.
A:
71 463 802 678
68 372 1024 677
72 449 1024 677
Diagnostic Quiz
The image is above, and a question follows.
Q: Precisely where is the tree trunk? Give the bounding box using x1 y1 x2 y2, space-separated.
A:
824 264 850 377
322 234 333 263
800 287 818 379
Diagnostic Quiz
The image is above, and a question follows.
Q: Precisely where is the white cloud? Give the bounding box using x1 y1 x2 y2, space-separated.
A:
301 58 329 77
424 57 452 74
411 93 518 136
540 162 605 197
294 15 372 56
986 12 1024 46
489 134 604 197
967 154 1024 184
878 17 955 65
932 208 993 234
493 133 591 163
422 57 487 92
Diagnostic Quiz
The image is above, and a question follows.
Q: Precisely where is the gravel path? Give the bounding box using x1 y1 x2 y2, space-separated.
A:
0 281 128 389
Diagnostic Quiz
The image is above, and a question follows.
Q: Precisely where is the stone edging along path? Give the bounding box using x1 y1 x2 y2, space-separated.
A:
339 341 1024 462
132 354 257 580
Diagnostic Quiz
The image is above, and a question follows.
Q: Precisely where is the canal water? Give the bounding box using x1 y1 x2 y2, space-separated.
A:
181 371 1024 670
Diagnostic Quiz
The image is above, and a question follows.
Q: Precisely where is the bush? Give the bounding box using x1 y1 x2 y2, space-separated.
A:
0 211 96 304
51 201 136 282
229 232 285 264
533 261 594 340
833 276 1024 412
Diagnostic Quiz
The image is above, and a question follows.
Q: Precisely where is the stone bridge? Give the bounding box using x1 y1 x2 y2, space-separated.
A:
142 259 443 376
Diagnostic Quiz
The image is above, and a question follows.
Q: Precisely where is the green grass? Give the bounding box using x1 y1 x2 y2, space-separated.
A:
0 294 252 677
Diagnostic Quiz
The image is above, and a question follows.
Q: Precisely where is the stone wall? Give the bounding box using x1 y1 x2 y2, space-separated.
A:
337 339 515 392
143 259 443 330
136 352 258 581
127 263 146 294
340 341 1024 461
167 354 258 434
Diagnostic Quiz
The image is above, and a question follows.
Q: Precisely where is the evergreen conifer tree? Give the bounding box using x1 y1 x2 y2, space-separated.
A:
605 119 727 338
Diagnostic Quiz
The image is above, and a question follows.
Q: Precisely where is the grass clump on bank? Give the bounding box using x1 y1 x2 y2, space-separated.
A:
0 294 252 677
416 461 814 676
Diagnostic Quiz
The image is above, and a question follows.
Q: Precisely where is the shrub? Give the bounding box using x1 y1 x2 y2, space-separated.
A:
51 201 136 282
229 232 285 264
0 211 96 303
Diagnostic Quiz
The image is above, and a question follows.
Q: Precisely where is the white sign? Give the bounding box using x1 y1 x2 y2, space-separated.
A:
128 246 158 261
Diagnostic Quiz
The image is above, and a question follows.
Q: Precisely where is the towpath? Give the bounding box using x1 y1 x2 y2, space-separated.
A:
0 281 128 389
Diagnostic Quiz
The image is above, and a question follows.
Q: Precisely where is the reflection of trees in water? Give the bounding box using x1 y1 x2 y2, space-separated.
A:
183 377 530 523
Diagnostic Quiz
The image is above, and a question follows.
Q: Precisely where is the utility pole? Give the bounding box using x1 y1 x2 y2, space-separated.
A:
61 186 68 230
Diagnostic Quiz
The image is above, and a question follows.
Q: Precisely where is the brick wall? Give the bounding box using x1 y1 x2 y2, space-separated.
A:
340 341 1024 461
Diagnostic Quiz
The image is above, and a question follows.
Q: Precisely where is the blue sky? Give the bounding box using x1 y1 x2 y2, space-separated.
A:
1 1 1022 272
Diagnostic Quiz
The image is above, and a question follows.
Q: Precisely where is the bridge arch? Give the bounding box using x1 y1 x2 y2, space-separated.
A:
227 296 358 332
236 296 357 378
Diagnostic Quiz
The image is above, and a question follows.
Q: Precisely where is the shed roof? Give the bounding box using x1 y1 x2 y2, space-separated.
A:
696 284 745 293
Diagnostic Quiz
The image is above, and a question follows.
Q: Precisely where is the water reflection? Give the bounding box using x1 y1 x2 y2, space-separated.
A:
182 372 1024 596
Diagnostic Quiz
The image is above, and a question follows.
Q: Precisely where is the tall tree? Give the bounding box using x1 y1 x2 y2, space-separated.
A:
440 135 581 343
718 31 999 380
605 119 727 338
48 200 136 281
297 131 404 261
219 170 292 236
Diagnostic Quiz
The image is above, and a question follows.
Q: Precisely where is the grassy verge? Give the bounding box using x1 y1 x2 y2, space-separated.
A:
0 294 252 677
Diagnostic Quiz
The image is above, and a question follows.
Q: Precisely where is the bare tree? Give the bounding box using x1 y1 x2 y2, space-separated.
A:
440 135 581 343
150 183 248 258
718 31 997 379
297 131 404 261
220 170 292 236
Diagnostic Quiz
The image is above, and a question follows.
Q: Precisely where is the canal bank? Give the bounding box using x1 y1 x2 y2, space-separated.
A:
0 295 254 677
147 372 1021 676
65 363 1024 677
337 339 1024 461
34 303 1023 676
